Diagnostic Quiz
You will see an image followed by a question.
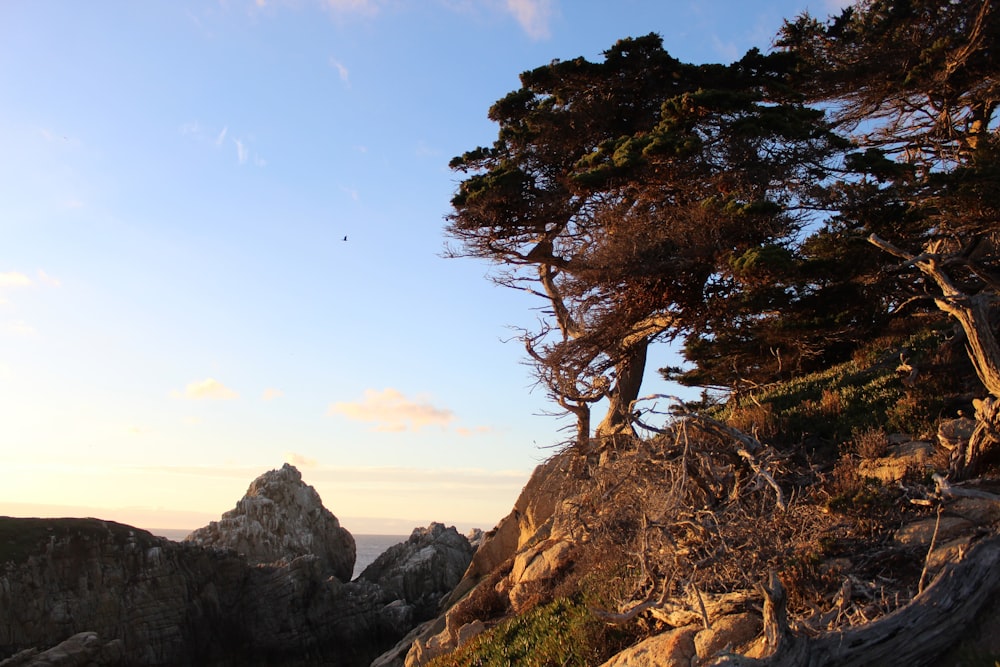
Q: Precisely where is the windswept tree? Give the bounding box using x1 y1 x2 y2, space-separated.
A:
447 35 838 448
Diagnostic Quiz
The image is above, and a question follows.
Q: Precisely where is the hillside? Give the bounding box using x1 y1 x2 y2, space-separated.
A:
378 327 1000 667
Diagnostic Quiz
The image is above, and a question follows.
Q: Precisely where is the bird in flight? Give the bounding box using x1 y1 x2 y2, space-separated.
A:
342 235 348 242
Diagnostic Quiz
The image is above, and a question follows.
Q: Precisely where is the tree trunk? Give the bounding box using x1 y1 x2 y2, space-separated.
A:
595 339 649 448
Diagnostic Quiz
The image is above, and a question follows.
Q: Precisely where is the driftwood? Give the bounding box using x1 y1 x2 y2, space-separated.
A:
705 533 1000 667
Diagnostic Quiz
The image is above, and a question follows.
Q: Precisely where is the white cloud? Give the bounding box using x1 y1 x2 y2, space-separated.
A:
0 272 32 288
505 0 554 40
216 126 229 146
262 387 284 401
327 388 456 432
172 378 240 400
330 58 350 83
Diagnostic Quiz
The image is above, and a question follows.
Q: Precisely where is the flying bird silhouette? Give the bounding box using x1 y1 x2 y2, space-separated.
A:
342 235 348 242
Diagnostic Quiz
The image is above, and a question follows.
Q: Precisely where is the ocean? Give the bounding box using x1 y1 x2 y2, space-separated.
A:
150 529 406 581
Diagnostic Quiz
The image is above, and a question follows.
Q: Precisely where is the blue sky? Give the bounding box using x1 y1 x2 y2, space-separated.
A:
0 0 846 535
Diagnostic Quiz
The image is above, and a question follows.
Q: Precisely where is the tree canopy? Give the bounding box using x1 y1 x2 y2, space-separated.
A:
447 0 999 453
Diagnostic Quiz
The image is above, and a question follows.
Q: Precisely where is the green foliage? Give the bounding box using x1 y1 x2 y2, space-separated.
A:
428 597 635 667
712 328 947 448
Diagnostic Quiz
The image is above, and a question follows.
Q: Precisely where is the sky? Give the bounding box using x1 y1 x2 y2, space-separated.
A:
0 0 848 536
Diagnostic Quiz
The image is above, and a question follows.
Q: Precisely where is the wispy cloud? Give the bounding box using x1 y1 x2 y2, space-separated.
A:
262 387 284 401
37 270 61 288
181 122 265 168
328 388 456 432
171 378 240 401
505 0 554 40
329 57 350 83
234 138 249 164
323 0 381 16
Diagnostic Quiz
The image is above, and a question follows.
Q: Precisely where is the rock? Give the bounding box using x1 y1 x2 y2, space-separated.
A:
947 497 1000 525
858 440 935 483
359 523 474 621
456 620 485 647
466 528 485 550
506 539 574 612
0 514 424 665
927 535 975 570
599 626 699 667
0 631 124 667
185 463 356 582
894 516 975 548
938 416 976 451
695 612 762 660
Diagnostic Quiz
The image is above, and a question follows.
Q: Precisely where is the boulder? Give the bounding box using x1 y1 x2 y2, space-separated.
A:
695 612 762 659
858 440 935 483
894 516 975 548
185 463 355 582
599 626 699 667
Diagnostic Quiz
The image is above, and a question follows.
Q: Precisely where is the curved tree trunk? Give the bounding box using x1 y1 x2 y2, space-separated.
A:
595 339 649 448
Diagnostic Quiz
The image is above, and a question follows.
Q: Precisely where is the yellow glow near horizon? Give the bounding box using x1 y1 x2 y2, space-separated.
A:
0 462 531 535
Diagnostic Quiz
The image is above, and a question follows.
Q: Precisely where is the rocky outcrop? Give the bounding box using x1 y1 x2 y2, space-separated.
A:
0 517 401 666
385 452 589 667
185 462 355 582
359 523 473 621
0 631 124 666
0 468 475 666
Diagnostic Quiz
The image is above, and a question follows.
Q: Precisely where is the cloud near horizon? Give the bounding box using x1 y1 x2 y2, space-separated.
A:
262 387 284 401
172 378 240 401
327 388 455 432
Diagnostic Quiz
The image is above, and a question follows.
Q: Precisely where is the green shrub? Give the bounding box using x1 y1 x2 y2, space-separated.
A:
429 597 636 667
